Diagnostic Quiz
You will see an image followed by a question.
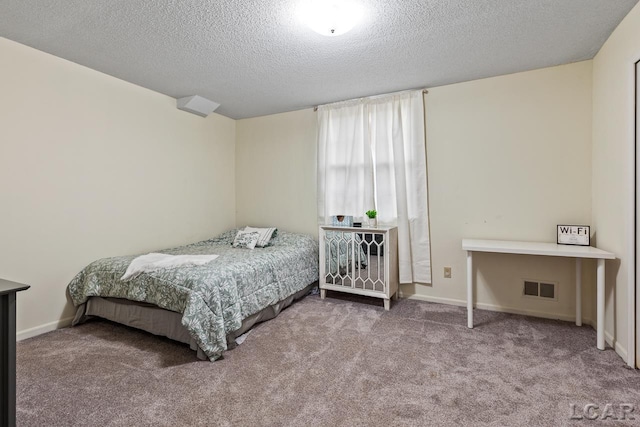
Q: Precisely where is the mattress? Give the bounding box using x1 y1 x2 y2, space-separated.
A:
68 229 319 360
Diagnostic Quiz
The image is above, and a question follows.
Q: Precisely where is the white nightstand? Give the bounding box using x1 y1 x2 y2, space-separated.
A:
319 225 399 310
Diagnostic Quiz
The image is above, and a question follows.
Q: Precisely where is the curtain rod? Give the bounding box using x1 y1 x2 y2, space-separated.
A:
313 88 429 112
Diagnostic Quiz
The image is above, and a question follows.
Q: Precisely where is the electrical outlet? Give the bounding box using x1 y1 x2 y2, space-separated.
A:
444 267 452 278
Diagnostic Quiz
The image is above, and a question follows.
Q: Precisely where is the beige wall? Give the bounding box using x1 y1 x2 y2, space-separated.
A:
592 2 640 364
416 61 594 321
236 109 318 236
0 38 237 337
236 61 595 323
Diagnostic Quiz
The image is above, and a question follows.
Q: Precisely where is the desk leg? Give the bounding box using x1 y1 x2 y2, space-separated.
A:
1 292 17 427
575 258 582 327
467 251 473 328
597 258 605 350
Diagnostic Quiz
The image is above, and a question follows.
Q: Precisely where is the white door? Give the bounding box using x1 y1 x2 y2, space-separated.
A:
636 60 640 368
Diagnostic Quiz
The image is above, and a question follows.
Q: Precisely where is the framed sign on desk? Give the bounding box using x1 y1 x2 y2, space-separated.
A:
557 225 590 246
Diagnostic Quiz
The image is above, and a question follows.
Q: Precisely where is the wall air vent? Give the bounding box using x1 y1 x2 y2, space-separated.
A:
522 280 557 301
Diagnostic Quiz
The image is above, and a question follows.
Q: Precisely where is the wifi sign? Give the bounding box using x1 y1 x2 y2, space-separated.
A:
557 225 591 246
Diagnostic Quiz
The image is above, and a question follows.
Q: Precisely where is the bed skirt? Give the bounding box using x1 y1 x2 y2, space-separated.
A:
72 281 318 360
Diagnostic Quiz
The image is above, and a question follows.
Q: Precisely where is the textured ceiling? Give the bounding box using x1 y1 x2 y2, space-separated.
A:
1 0 638 119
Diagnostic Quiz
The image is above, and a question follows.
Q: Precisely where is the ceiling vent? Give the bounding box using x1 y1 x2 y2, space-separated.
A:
176 95 220 117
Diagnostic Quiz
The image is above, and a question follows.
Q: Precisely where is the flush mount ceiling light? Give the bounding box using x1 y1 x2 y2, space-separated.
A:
300 0 363 37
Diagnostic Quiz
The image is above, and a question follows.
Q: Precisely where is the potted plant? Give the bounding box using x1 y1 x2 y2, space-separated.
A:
365 210 377 227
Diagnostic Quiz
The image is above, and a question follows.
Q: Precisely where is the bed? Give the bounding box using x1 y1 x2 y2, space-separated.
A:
67 228 319 361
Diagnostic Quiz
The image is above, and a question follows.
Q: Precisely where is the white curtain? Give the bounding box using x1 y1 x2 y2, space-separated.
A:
317 90 431 284
317 100 373 222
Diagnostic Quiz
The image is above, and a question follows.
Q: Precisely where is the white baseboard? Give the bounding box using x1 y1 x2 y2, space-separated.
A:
400 292 594 325
605 331 628 362
17 317 74 341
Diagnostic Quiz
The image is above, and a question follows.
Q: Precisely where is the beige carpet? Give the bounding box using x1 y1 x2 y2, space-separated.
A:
16 294 640 426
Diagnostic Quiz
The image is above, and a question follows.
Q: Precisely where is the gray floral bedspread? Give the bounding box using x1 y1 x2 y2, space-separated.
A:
67 229 319 360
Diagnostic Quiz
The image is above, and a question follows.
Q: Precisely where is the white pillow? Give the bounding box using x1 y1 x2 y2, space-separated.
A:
243 227 277 247
232 230 260 250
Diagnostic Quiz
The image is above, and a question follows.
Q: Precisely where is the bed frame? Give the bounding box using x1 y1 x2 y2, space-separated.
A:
72 281 317 360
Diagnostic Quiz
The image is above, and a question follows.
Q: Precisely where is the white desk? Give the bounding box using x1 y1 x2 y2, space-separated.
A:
462 239 615 350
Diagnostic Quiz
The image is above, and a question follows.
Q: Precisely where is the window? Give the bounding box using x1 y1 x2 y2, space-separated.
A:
317 91 432 284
